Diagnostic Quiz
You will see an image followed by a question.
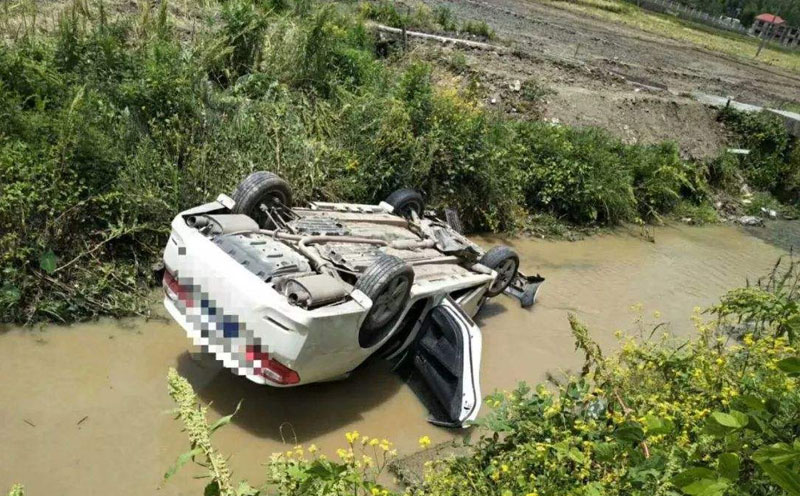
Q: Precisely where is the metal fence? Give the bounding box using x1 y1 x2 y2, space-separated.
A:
625 0 748 34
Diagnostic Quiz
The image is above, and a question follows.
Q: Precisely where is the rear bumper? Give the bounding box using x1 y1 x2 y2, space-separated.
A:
164 296 274 385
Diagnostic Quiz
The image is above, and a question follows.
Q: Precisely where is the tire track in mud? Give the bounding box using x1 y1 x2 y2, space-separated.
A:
424 0 800 104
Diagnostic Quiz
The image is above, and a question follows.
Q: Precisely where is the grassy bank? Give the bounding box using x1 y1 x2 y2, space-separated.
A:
1 0 798 324
544 0 800 73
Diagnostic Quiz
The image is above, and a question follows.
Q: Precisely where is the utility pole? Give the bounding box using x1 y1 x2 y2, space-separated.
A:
755 10 780 58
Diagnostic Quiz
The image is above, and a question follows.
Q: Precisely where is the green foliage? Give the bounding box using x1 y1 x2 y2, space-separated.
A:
519 124 637 224
433 6 457 31
719 108 800 203
357 0 437 31
704 152 741 193
5 485 24 496
671 0 800 27
673 200 720 224
712 255 800 341
625 141 693 220
421 290 800 496
460 19 495 39
167 367 398 496
208 0 270 86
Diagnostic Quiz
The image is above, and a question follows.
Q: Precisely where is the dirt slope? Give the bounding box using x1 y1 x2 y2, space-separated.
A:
416 0 800 158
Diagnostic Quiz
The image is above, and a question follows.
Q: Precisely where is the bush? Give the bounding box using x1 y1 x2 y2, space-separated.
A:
460 19 495 39
719 108 800 203
421 260 800 496
518 124 637 224
673 201 719 224
433 6 457 31
624 142 694 220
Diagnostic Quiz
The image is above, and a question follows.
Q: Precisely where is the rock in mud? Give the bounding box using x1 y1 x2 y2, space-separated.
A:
738 215 764 227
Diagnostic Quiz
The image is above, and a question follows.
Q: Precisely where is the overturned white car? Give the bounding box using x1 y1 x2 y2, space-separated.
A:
162 171 543 427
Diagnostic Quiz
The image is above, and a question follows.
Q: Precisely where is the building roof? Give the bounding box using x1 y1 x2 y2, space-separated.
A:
755 13 786 24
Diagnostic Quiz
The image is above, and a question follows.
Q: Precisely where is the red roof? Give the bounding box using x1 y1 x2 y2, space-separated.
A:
755 13 785 24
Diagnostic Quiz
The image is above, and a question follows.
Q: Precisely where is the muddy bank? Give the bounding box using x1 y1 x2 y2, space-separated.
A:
0 224 786 495
742 219 800 253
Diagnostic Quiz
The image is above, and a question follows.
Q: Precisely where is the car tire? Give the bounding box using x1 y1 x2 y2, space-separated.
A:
356 255 415 348
385 188 424 218
231 171 292 228
481 245 519 297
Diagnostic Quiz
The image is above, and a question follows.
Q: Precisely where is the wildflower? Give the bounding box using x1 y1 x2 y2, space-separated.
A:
369 438 380 447
419 435 432 449
337 448 353 461
308 444 318 454
345 431 360 444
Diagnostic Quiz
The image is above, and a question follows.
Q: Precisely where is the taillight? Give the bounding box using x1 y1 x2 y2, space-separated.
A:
163 268 192 306
247 345 300 385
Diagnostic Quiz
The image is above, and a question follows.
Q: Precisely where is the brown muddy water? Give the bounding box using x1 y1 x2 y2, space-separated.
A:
0 224 788 495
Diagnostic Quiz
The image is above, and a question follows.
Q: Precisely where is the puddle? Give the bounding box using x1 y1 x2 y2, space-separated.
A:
0 223 786 494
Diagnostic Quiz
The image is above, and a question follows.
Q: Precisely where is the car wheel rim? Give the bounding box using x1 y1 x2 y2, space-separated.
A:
491 259 516 292
369 276 410 329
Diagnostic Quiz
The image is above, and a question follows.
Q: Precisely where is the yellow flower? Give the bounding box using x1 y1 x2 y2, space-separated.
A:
369 438 380 447
371 488 381 496
419 435 432 449
345 430 360 444
501 464 509 472
308 444 318 454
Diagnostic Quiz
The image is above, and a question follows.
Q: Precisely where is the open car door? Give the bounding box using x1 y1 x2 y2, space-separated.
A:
400 296 482 428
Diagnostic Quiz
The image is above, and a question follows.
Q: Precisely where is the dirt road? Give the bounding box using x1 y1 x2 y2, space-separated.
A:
415 0 800 158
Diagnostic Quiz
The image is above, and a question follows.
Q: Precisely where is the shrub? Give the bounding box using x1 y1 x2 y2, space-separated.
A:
673 200 719 224
704 152 742 193
460 19 495 39
207 0 270 86
433 6 457 31
518 124 637 224
624 142 693 221
719 108 800 203
421 262 800 496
